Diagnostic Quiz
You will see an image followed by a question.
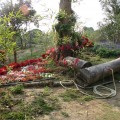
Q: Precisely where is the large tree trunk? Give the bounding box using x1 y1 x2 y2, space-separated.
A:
14 49 17 63
59 0 72 36
60 0 72 14
76 58 120 87
54 0 74 60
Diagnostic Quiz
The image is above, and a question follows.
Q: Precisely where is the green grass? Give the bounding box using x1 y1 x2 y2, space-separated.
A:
59 89 82 102
0 89 24 120
9 85 24 94
2 111 25 120
59 88 95 103
28 96 55 114
0 87 60 120
26 95 60 117
80 95 95 102
25 87 60 118
42 86 53 96
9 44 47 63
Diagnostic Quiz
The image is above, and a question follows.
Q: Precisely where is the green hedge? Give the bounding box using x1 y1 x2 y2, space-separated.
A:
92 44 120 58
97 48 120 58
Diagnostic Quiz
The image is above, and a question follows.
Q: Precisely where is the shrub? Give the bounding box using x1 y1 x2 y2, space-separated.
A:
92 44 101 52
95 48 120 58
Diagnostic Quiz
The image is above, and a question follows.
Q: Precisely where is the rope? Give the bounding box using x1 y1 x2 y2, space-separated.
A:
93 68 116 98
59 68 117 99
60 80 93 96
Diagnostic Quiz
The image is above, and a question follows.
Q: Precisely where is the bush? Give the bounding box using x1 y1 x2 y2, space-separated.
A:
92 44 101 52
95 48 120 58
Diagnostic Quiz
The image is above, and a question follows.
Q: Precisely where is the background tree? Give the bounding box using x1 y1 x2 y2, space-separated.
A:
99 0 120 43
82 27 94 40
0 13 16 65
0 0 40 62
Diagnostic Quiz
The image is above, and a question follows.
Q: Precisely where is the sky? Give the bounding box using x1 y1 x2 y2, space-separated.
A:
32 0 105 32
0 0 105 32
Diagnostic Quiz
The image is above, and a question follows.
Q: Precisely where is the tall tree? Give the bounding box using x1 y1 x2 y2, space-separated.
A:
54 0 82 60
55 0 80 45
0 0 39 62
99 0 120 42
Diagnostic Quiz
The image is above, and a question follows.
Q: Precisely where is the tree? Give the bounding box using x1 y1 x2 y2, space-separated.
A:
52 0 84 61
0 0 39 62
55 0 75 45
99 0 120 43
83 27 94 40
23 29 43 48
0 13 16 65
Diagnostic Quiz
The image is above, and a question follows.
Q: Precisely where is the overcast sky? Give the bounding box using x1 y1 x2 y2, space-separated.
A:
0 0 105 32
32 0 105 32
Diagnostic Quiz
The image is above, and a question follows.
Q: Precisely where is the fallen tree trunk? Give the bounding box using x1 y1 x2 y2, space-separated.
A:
76 58 120 87
60 56 92 69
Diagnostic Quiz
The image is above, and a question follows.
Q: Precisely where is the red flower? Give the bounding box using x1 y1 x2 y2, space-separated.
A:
42 53 49 59
82 39 88 46
38 58 42 62
19 61 27 67
8 62 19 69
63 59 67 66
51 48 55 52
60 45 66 51
0 67 7 75
73 58 79 66
46 49 51 54
66 43 71 50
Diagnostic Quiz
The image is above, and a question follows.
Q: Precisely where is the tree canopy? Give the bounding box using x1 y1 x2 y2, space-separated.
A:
99 0 120 43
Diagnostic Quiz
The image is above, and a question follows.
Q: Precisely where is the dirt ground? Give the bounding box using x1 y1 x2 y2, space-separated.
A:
23 83 120 120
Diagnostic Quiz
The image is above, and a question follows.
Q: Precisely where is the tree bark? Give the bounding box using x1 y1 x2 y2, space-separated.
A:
14 49 17 63
76 58 120 87
60 0 72 14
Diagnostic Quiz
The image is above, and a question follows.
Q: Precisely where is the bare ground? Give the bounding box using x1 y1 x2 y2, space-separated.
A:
23 85 120 120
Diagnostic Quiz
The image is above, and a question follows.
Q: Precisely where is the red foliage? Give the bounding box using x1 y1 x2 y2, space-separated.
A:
41 53 49 59
74 58 79 66
63 59 67 66
8 62 20 69
0 58 43 75
0 66 7 75
82 36 94 47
